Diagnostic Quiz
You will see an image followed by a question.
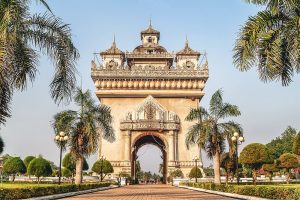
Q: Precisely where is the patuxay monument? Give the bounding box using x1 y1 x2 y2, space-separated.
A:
91 22 209 183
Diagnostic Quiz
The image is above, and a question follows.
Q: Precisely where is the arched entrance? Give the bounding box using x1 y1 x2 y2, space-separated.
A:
131 132 168 184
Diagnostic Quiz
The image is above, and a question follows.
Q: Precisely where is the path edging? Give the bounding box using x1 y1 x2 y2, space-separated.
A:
24 185 119 200
177 185 271 200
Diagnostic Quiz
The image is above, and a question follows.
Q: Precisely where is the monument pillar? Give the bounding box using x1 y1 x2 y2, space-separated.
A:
124 130 131 161
168 131 175 161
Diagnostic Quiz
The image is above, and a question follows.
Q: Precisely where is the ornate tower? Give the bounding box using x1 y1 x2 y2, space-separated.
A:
91 23 209 181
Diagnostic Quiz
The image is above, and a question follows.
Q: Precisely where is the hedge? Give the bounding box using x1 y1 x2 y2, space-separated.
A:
0 182 112 200
180 182 300 200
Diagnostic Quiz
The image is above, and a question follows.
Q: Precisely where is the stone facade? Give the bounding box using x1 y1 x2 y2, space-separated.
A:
91 23 209 181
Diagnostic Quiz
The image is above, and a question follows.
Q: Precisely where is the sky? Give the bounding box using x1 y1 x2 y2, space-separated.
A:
1 0 300 175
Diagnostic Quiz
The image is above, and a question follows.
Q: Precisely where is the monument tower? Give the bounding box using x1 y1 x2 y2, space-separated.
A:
91 23 209 182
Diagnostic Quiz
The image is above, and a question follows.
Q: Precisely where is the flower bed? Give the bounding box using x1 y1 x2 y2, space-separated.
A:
0 182 112 199
180 182 300 200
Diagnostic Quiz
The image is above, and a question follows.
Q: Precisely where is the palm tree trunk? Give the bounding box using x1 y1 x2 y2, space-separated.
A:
198 148 206 178
75 155 83 185
213 151 221 184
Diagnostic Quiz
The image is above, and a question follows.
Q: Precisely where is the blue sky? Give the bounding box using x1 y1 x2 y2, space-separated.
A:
1 0 300 174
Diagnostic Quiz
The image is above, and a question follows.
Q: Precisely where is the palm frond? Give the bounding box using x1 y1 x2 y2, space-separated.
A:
185 123 202 149
185 107 208 121
217 103 241 119
209 89 223 117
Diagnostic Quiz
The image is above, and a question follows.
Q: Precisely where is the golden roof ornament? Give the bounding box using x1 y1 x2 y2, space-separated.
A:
100 35 124 55
176 36 200 56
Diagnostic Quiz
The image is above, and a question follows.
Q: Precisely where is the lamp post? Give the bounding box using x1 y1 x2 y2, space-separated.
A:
193 156 199 183
55 131 69 185
231 132 245 185
100 155 106 182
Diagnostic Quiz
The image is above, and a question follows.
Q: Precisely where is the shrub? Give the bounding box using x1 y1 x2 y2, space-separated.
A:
262 163 279 181
239 143 272 184
3 157 26 181
170 169 184 178
188 167 202 179
180 182 300 200
27 157 52 183
0 182 112 199
62 168 72 178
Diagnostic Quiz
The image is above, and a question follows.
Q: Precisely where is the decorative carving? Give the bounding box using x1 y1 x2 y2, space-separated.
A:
120 96 180 131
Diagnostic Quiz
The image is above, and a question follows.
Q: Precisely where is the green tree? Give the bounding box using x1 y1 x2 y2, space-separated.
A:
53 88 115 185
233 0 300 86
0 0 79 126
170 169 184 178
24 156 35 169
293 132 300 155
266 126 297 159
278 153 299 184
262 163 279 181
62 167 72 178
62 153 89 173
239 143 272 185
220 152 236 183
27 156 52 184
185 89 242 184
188 167 202 179
0 136 4 154
92 159 114 181
3 157 26 181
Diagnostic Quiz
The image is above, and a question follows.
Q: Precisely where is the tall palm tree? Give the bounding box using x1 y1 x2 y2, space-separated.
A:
0 0 79 125
185 89 242 184
234 0 300 86
53 88 115 185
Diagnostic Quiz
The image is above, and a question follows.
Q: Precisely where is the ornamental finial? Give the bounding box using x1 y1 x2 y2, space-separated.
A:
185 35 189 47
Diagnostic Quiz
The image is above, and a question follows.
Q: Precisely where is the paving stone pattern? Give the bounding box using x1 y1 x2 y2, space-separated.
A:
63 184 237 200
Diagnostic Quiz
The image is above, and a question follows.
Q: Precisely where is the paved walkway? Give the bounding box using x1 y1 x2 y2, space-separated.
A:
63 184 237 200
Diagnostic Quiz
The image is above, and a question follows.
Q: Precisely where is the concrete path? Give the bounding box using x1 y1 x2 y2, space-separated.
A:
63 184 237 200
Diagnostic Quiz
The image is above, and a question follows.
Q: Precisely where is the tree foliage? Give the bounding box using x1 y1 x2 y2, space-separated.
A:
170 169 184 178
3 157 26 181
92 159 114 180
53 88 115 184
62 167 72 178
266 126 297 159
0 136 4 154
0 0 79 126
62 152 88 173
188 167 202 179
185 89 242 184
234 0 300 86
24 156 35 169
240 143 272 168
278 153 299 183
27 156 52 183
239 143 272 185
293 132 300 155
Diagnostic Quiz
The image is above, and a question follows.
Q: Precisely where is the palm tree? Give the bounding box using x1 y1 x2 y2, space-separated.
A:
53 88 115 185
0 136 4 154
185 89 242 184
0 0 79 125
233 0 300 86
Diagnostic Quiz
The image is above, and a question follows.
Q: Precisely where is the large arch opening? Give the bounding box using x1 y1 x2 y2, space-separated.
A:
131 133 167 184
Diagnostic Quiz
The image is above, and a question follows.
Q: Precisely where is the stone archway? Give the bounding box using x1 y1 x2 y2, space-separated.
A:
131 132 168 183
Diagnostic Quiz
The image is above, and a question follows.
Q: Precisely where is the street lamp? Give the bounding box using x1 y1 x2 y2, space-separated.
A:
231 132 245 185
193 156 199 183
100 155 106 182
55 131 69 185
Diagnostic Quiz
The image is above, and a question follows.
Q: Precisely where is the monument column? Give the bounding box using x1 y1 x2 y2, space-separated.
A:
168 131 175 161
124 130 131 161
